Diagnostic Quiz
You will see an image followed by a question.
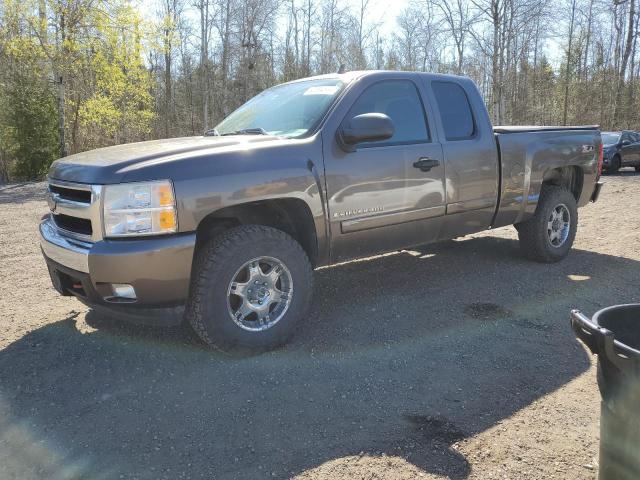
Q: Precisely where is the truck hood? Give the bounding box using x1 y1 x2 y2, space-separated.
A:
48 135 282 184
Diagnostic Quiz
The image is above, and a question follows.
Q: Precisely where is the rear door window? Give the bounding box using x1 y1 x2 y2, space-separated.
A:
432 81 476 141
345 80 430 146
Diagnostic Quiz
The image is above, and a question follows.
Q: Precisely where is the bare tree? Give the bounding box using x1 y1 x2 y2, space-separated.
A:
212 0 234 117
563 0 577 125
435 0 478 73
7 0 640 183
612 0 636 124
159 0 183 137
195 0 212 131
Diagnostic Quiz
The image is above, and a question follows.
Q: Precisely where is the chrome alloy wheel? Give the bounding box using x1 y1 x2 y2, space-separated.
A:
226 257 293 331
547 203 571 248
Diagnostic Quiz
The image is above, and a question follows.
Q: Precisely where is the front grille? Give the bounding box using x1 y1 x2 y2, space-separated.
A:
47 180 102 241
49 184 92 203
53 214 93 236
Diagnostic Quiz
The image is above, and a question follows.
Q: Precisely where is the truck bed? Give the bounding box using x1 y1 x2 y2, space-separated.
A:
492 126 600 229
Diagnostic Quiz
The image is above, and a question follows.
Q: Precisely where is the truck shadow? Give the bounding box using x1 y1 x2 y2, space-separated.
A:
2 235 638 479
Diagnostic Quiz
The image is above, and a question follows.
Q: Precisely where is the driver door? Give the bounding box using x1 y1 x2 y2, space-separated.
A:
323 78 446 262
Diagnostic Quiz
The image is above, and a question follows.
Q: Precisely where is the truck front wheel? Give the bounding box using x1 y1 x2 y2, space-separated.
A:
516 185 578 263
187 225 313 352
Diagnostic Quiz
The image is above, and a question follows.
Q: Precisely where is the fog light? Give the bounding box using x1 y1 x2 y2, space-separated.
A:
111 283 136 299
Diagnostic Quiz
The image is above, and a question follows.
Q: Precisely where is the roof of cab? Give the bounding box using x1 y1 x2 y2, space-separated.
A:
282 70 472 86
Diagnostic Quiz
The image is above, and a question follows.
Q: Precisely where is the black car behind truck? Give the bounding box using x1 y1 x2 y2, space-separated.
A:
601 131 640 173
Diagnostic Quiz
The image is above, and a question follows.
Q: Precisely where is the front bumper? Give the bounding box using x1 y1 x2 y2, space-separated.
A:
40 217 196 308
40 219 91 272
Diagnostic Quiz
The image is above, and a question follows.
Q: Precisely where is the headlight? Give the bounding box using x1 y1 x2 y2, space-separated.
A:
103 180 177 237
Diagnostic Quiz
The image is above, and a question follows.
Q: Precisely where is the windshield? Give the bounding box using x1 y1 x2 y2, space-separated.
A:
214 78 345 138
602 133 620 145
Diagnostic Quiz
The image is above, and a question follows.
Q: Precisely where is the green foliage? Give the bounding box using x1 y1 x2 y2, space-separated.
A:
1 72 58 180
78 5 155 148
0 0 58 180
0 0 157 181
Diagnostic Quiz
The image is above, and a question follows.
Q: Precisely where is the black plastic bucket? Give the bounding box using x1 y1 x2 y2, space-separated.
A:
571 305 640 480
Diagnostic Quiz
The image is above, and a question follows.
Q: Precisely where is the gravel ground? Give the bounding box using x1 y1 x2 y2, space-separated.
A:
0 170 639 480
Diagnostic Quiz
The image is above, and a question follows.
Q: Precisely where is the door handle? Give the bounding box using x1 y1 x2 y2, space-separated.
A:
413 157 440 172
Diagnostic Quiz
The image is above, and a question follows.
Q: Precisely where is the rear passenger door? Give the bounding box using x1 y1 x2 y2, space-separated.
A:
425 80 500 239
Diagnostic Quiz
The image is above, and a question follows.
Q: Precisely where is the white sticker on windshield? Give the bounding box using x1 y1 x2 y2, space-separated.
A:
303 86 339 96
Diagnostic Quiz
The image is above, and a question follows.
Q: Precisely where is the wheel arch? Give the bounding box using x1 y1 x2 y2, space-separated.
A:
542 165 584 202
194 198 320 268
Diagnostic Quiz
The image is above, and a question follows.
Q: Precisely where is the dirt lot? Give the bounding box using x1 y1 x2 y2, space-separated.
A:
1 170 639 480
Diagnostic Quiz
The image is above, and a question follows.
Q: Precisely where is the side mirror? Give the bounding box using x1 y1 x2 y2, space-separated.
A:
622 139 631 146
337 113 395 152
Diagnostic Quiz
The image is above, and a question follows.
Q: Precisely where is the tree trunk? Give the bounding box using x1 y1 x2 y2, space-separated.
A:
57 12 67 157
563 0 577 126
164 49 171 138
220 0 231 117
199 0 209 131
491 0 501 124
613 0 635 125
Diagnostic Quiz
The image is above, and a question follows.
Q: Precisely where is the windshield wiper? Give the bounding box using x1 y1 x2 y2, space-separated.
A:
221 127 270 136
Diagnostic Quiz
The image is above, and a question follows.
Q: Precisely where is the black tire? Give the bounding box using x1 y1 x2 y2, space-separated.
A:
609 155 621 174
516 184 578 263
186 225 313 352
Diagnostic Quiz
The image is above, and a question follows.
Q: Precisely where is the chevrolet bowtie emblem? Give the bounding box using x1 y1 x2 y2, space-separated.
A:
47 192 59 212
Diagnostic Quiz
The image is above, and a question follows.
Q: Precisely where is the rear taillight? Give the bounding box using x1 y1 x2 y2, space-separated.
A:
597 142 604 175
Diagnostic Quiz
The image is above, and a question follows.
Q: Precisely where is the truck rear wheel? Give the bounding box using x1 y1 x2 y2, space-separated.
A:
516 184 578 263
186 225 313 352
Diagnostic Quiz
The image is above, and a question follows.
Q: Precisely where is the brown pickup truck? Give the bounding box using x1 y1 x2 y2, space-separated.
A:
40 70 604 351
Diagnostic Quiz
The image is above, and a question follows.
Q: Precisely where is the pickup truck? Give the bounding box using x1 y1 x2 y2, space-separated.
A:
40 70 604 351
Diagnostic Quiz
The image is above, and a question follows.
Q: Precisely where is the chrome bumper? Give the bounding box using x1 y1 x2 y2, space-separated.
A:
39 217 91 273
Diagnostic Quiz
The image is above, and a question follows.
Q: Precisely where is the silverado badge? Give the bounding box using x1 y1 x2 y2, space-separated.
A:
333 206 384 218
